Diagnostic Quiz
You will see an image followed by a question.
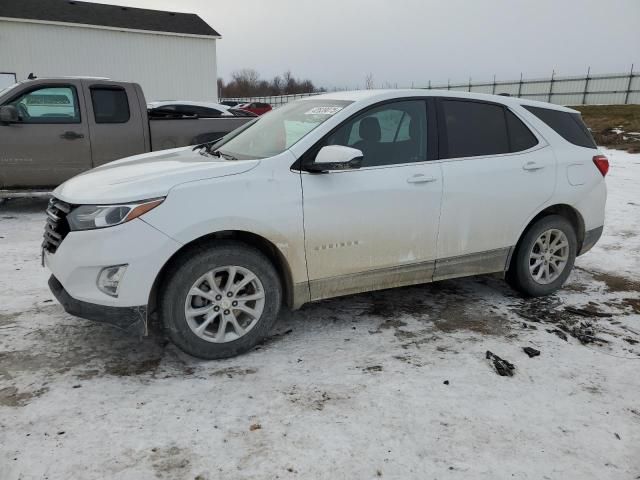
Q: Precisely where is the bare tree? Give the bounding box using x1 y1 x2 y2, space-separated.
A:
271 75 284 95
365 72 375 90
220 69 321 98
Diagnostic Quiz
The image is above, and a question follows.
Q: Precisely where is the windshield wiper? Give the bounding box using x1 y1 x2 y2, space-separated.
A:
192 142 237 160
193 142 221 158
217 151 237 161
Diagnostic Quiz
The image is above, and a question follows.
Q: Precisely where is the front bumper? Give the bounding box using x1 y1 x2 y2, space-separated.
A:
43 218 181 307
49 275 147 335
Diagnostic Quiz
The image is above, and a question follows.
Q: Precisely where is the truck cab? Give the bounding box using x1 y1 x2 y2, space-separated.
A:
0 78 149 189
0 77 253 193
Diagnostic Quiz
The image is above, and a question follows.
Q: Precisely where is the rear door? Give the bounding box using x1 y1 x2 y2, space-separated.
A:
0 80 91 188
82 82 146 167
434 98 555 279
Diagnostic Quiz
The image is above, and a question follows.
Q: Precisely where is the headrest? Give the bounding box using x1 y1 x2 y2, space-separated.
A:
359 117 381 142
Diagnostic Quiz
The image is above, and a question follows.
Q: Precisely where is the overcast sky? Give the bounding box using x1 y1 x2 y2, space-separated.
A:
92 0 640 89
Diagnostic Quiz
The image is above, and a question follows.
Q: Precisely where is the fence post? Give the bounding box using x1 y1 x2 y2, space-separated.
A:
428 80 431 90
581 66 590 105
517 73 523 98
492 74 496 94
548 70 555 103
624 64 634 105
447 79 450 91
468 77 472 92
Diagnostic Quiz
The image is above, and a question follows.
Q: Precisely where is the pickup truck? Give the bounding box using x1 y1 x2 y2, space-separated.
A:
0 77 254 193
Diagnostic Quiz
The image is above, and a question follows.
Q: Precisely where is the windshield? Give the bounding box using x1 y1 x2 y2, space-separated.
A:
212 99 352 159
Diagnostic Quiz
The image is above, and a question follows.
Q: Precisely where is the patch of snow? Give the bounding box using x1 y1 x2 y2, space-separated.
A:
0 148 638 479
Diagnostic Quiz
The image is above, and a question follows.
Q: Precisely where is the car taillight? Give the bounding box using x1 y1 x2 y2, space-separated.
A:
593 155 609 177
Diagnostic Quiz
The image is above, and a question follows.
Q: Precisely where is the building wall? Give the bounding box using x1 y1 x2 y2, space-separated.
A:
0 19 218 102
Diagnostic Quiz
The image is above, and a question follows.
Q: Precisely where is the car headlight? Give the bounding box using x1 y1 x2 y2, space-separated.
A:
67 198 164 231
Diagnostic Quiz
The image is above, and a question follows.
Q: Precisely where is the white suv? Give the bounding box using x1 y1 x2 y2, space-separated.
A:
43 90 608 359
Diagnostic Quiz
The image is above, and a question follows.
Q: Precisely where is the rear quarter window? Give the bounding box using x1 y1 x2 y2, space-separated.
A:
524 105 596 149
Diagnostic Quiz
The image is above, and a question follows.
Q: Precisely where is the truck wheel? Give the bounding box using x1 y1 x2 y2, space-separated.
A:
160 241 282 359
506 215 577 297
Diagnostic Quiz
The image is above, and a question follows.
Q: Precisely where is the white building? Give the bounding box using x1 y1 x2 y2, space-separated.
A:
0 0 221 101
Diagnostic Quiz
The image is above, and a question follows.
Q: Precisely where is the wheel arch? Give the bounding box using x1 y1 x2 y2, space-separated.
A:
148 230 296 318
509 203 585 270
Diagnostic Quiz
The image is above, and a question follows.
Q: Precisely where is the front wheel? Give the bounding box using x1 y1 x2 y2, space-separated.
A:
160 242 282 359
507 215 577 297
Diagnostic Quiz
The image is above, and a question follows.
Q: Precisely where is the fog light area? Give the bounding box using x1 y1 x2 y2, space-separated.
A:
96 265 128 297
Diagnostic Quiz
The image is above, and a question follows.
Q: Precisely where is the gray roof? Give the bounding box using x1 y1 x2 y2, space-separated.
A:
0 0 220 37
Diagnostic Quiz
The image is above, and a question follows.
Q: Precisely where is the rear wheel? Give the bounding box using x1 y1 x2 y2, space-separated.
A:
507 215 577 296
160 242 282 359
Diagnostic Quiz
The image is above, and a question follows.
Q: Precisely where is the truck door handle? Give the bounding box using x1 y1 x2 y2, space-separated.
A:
523 161 544 171
60 131 84 140
407 174 437 184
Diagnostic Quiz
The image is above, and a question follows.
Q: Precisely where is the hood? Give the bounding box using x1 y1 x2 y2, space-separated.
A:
53 147 260 204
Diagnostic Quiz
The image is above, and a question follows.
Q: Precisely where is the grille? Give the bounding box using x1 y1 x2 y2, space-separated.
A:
42 198 72 254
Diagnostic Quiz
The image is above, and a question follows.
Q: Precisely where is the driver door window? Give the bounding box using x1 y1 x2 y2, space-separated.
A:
10 86 80 123
325 100 427 167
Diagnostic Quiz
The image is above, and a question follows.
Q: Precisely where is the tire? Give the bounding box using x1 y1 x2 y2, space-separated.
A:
159 241 282 359
506 215 577 297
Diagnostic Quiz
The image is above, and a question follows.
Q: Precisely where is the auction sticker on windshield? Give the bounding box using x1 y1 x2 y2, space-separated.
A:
305 106 344 115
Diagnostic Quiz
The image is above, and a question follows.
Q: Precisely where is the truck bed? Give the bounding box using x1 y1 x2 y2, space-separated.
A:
149 117 251 151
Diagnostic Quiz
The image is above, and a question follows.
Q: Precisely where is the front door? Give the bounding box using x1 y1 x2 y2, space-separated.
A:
301 99 443 300
0 82 91 189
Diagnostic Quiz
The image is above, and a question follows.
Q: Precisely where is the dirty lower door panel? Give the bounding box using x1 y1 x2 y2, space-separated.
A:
302 163 443 301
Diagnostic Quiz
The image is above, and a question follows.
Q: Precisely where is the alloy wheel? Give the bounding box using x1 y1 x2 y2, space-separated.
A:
529 228 570 285
184 265 265 343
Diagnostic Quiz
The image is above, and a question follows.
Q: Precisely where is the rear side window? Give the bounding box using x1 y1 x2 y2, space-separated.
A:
506 110 538 152
441 100 509 158
90 87 130 124
524 106 596 149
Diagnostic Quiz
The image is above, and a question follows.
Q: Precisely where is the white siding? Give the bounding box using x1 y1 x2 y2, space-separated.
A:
0 19 218 102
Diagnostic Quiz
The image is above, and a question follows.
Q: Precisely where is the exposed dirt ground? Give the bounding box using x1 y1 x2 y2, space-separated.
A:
575 105 640 153
0 149 639 479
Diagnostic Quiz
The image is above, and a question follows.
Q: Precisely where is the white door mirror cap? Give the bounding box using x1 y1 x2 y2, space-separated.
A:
309 145 364 172
316 145 363 164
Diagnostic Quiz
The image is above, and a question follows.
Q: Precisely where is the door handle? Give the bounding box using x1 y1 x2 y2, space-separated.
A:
60 131 84 140
523 161 544 171
407 174 438 184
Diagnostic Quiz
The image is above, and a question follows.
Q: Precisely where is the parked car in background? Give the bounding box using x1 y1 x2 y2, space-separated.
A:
220 100 243 107
238 101 272 115
0 78 255 192
43 89 606 360
148 101 257 119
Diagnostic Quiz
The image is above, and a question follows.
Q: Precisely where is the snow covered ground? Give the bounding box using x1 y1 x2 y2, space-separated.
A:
0 149 639 480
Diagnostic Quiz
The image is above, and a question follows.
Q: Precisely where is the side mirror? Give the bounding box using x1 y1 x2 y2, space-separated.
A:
307 145 364 173
0 105 19 125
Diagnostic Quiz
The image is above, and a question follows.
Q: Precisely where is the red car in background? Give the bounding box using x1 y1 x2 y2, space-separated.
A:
238 101 272 116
